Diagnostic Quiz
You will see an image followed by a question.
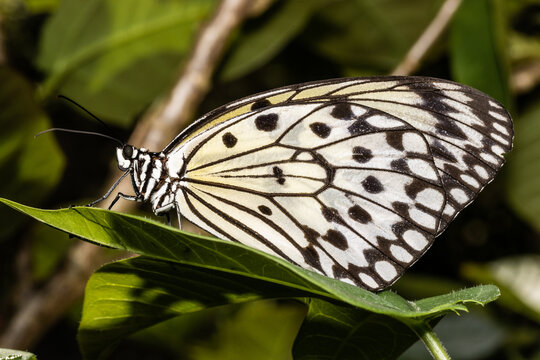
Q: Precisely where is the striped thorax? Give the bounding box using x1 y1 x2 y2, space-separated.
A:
116 145 179 215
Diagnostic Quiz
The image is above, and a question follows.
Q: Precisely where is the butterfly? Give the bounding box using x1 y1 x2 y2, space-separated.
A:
95 76 513 290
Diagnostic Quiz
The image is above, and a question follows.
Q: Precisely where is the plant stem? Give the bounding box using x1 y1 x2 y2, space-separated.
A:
408 320 451 360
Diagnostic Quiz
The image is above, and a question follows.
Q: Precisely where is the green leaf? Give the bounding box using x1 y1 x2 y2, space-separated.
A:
304 0 444 73
293 298 419 360
507 101 540 232
190 300 306 360
127 300 305 359
23 0 60 13
0 348 37 360
127 310 218 357
0 66 65 240
0 200 500 359
37 0 216 125
220 0 330 81
450 0 512 108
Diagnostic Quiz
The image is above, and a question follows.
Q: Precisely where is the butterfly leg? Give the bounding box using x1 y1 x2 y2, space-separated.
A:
165 212 171 226
84 171 130 207
108 192 139 210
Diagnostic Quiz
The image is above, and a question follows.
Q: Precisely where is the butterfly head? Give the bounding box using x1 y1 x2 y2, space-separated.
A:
116 144 138 171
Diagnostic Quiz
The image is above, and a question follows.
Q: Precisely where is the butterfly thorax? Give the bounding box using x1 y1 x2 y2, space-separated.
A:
116 145 179 215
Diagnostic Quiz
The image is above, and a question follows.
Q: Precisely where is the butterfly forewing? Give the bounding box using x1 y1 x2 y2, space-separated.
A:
159 76 513 290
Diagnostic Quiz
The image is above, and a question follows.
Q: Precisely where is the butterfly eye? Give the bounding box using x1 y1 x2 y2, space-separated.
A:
122 145 133 159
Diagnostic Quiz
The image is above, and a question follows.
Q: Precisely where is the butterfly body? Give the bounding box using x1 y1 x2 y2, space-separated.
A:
112 76 513 290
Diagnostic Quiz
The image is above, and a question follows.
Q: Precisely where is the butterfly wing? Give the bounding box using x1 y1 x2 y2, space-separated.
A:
166 76 513 290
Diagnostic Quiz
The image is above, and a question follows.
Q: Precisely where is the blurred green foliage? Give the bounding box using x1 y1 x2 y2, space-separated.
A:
508 102 540 233
37 0 216 124
450 0 512 108
1 0 540 359
0 67 64 240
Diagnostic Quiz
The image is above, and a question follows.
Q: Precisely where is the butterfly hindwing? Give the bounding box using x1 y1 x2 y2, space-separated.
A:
175 101 447 289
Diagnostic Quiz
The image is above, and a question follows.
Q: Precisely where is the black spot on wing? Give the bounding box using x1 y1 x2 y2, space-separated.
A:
352 146 373 163
303 244 322 271
310 122 331 138
362 175 384 194
386 132 404 151
348 205 372 223
273 166 286 185
348 117 376 135
222 132 237 148
251 99 271 111
330 103 355 120
258 205 272 215
255 113 278 131
390 158 410 173
392 201 409 217
321 206 345 224
303 226 320 244
301 227 323 271
322 229 348 250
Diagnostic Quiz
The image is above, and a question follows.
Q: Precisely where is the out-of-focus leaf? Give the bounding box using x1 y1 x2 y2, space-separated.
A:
129 301 304 359
399 312 505 360
191 300 306 360
30 223 73 280
304 0 444 74
0 66 64 240
0 348 37 360
509 32 540 63
450 0 512 108
293 298 419 360
23 0 60 13
37 0 216 125
507 102 540 232
127 308 219 357
463 255 540 324
0 200 501 359
220 0 330 81
507 1 540 63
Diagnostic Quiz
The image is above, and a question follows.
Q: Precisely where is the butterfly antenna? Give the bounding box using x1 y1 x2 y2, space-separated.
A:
35 128 124 146
57 95 123 141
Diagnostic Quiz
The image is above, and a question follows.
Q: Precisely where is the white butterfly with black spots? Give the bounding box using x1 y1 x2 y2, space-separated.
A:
109 76 513 290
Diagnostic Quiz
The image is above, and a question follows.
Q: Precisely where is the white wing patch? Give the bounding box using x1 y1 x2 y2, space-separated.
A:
161 76 513 290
